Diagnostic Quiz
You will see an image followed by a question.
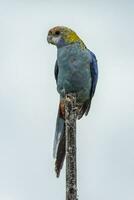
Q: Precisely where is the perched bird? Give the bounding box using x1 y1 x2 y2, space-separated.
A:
47 26 98 177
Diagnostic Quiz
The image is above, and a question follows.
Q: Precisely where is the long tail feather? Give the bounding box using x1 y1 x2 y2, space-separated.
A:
55 131 65 177
53 102 65 177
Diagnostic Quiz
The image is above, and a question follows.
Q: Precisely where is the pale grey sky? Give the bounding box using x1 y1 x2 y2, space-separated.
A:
0 0 134 200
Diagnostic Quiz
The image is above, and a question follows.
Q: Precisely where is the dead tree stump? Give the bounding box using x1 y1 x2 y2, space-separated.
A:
65 93 78 200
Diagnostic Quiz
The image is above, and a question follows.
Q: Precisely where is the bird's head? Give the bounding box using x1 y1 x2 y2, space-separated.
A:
47 26 84 48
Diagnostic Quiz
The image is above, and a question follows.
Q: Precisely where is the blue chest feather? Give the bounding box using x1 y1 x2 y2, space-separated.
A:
57 43 92 101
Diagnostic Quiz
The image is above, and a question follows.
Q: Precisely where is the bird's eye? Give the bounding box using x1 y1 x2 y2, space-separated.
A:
55 31 60 36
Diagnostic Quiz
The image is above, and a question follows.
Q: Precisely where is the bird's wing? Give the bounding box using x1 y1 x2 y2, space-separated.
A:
54 60 59 83
78 50 98 119
53 60 60 158
85 50 98 115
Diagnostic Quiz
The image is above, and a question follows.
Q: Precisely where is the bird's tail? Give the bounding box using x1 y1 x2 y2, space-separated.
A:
53 101 65 177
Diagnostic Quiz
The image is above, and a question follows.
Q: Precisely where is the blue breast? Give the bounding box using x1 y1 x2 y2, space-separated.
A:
57 43 92 102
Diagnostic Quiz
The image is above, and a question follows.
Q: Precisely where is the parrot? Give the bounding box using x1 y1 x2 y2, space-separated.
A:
47 26 98 177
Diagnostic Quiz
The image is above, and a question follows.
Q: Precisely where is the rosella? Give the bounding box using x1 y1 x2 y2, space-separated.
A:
47 26 98 177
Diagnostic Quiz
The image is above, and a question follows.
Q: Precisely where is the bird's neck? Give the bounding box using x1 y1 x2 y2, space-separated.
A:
57 40 86 50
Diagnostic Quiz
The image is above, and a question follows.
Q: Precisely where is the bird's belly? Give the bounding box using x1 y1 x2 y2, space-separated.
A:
57 64 91 102
57 45 92 102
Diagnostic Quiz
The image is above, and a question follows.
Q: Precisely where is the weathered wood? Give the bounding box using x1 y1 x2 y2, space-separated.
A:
65 93 78 200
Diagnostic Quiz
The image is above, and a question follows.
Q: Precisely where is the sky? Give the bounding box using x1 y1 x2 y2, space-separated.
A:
0 0 134 200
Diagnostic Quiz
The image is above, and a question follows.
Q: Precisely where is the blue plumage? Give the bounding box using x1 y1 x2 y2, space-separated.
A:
47 26 98 177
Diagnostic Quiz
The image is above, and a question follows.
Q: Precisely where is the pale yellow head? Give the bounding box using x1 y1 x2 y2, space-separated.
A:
47 26 86 48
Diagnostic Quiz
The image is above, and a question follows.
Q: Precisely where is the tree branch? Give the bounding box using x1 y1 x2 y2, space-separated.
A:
65 93 78 200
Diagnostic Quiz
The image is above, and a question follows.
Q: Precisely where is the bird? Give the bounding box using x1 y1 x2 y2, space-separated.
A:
47 26 98 177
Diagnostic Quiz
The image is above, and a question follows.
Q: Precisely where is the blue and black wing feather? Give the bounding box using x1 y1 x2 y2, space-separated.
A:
78 50 98 119
85 50 98 115
54 60 59 83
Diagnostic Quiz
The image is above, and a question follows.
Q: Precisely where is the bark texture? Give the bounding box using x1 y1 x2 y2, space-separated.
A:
65 94 78 200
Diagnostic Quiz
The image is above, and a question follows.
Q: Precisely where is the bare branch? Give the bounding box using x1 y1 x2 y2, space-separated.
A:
65 93 78 200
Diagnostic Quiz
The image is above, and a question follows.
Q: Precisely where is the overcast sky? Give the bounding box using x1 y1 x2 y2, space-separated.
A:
0 0 134 200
